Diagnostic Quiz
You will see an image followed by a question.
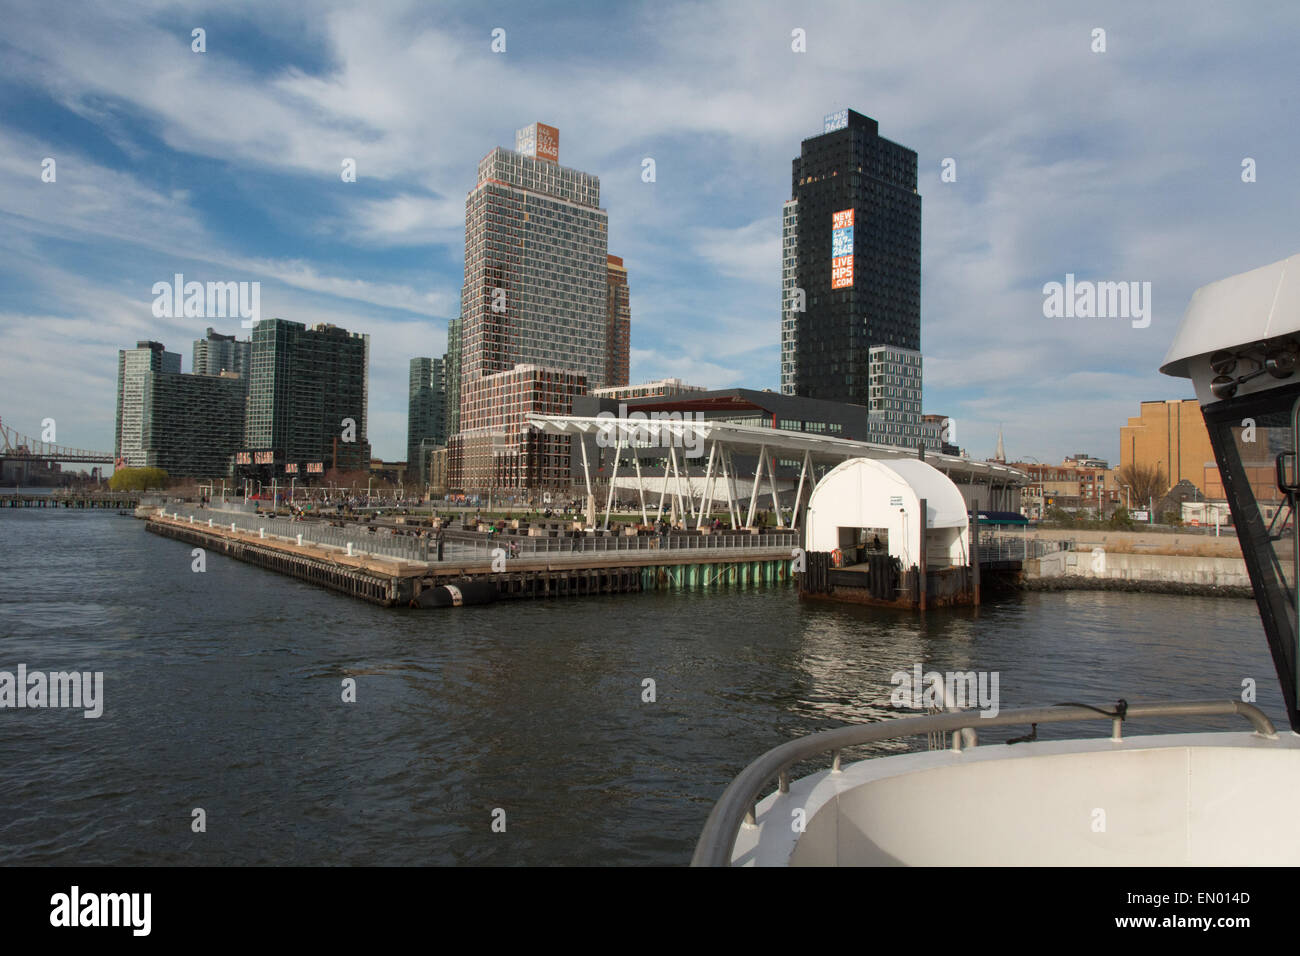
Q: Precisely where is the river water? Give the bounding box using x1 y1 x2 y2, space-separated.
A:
0 510 1284 865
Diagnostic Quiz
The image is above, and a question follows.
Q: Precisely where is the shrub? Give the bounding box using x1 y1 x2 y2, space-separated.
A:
108 467 169 491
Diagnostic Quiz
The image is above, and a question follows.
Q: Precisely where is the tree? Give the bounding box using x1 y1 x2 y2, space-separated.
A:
1116 462 1167 511
1044 506 1074 525
109 467 168 491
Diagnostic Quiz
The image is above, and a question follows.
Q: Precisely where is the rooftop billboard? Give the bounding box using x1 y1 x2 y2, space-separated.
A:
515 122 559 162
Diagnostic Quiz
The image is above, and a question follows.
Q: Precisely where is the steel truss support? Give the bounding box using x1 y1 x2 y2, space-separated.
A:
746 444 767 529
723 449 741 530
602 438 622 530
697 441 718 530
790 449 812 530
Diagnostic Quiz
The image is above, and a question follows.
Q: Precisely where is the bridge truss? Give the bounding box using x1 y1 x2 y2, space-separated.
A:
0 417 115 465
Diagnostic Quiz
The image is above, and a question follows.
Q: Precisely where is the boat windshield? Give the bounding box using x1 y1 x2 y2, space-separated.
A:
1202 380 1300 731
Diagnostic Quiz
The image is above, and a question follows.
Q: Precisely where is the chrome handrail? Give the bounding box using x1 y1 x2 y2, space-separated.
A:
690 699 1277 867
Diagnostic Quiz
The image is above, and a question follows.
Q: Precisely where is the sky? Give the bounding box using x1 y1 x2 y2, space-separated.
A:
2 0 1299 465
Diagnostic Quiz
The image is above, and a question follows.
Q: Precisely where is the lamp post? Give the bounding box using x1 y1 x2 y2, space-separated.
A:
1152 459 1161 524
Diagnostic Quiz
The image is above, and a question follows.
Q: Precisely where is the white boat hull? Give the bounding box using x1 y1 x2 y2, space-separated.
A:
734 731 1300 866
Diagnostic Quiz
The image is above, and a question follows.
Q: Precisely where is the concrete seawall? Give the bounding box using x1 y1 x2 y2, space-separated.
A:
1024 527 1243 558
1025 550 1253 598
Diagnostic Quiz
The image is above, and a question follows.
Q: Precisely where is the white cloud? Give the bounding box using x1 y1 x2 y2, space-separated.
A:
690 218 781 283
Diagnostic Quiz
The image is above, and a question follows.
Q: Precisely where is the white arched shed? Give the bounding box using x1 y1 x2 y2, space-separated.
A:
805 457 970 569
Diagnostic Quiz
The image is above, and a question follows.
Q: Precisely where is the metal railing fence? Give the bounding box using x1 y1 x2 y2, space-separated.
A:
157 506 799 565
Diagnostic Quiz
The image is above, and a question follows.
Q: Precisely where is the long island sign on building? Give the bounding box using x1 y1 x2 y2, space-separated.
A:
831 208 854 289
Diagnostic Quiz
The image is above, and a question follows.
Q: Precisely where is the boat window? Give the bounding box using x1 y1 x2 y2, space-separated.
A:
1204 385 1300 729
1214 414 1293 598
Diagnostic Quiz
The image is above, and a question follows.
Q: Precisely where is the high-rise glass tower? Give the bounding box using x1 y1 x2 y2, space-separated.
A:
605 255 631 389
781 109 921 413
115 340 180 467
452 123 628 492
244 319 370 472
459 123 609 404
192 327 250 378
141 370 246 477
407 356 446 485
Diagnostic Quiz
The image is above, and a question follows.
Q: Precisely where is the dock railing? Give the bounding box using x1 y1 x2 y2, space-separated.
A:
156 505 799 565
976 533 1073 563
158 505 434 563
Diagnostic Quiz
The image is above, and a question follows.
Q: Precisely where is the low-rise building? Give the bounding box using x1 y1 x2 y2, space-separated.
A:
1012 460 1121 518
450 364 588 494
921 414 959 455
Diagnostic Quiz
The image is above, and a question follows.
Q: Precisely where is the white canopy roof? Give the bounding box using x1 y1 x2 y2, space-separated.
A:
808 457 969 529
526 415 1029 486
875 459 970 527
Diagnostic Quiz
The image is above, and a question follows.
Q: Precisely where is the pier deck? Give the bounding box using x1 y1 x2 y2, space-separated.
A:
2 492 140 509
144 511 798 607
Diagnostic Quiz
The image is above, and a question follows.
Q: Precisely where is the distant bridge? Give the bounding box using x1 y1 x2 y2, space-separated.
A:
0 417 115 465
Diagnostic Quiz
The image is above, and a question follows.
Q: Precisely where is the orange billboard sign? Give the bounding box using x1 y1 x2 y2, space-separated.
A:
535 123 559 162
516 122 559 162
831 208 854 289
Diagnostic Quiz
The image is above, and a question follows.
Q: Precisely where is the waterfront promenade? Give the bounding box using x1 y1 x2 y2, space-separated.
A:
144 505 801 607
134 504 1261 606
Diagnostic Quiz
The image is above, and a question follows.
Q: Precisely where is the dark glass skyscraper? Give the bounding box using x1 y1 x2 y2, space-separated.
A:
244 319 371 472
407 356 446 485
142 370 246 478
781 109 921 410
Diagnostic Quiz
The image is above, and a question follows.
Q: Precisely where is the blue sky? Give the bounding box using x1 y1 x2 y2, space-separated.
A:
2 0 1299 464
